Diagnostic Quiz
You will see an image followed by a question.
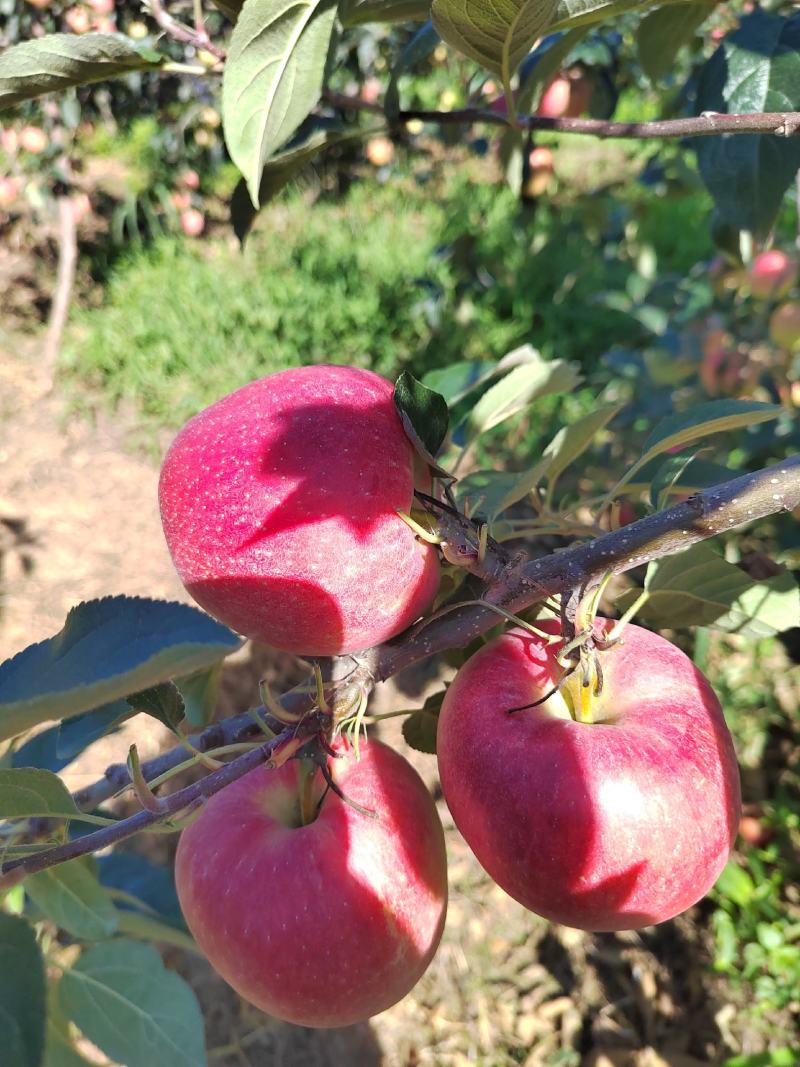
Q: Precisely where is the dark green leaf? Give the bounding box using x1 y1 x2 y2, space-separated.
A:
542 401 622 493
0 33 165 112
401 690 447 753
174 666 221 729
625 456 739 496
126 682 185 731
11 701 131 774
0 596 242 743
550 0 686 30
694 10 800 238
648 449 706 509
636 3 712 82
26 861 119 941
58 941 206 1067
432 0 558 82
0 913 45 1067
422 360 498 406
0 768 78 818
212 0 245 18
456 463 549 520
385 21 440 120
222 0 338 205
341 0 430 25
394 371 450 461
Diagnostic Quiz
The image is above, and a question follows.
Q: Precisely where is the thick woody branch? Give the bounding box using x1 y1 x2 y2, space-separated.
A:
2 456 798 882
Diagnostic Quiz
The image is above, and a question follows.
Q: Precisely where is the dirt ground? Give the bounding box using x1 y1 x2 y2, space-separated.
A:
0 338 781 1066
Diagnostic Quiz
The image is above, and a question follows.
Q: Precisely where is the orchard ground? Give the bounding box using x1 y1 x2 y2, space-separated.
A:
2 332 799 1063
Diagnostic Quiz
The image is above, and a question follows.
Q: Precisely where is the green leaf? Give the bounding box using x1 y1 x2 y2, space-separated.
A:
126 682 185 731
401 690 447 754
715 861 755 907
0 768 78 819
724 1051 799 1067
394 371 450 462
113 909 201 955
422 360 498 406
542 401 622 495
0 913 45 1067
432 0 557 82
385 21 440 120
610 400 781 498
0 32 165 112
550 0 684 31
0 596 242 743
625 457 739 496
175 666 221 729
342 0 430 24
617 543 800 637
212 0 245 18
464 349 580 448
636 3 711 82
456 463 549 520
694 10 800 238
222 0 338 206
58 941 206 1067
26 861 119 941
648 449 707 509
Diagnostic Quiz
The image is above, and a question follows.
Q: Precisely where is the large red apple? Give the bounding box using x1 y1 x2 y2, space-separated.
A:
748 250 797 300
436 619 741 931
159 365 439 655
175 738 448 1027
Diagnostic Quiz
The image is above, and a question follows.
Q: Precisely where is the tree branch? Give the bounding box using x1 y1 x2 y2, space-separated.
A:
325 91 800 141
145 0 226 61
3 457 798 882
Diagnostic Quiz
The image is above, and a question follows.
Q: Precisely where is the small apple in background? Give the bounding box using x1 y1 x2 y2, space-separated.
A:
70 191 92 225
178 168 200 190
171 190 191 212
179 207 205 236
127 19 148 38
91 14 116 31
0 128 19 155
26 0 54 9
748 249 797 300
366 135 394 167
0 177 21 209
769 301 800 351
18 126 48 154
522 146 554 198
159 365 439 656
538 69 592 119
436 619 741 932
199 107 221 129
361 77 382 104
175 738 447 1027
708 254 744 298
64 5 92 33
86 0 114 12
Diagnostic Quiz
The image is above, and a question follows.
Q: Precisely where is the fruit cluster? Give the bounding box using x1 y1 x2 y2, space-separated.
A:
159 365 741 1028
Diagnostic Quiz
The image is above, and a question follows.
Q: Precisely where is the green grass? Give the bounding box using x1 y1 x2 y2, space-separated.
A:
64 161 713 431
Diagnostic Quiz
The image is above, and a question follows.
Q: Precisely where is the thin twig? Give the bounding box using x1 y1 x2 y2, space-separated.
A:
42 195 78 385
324 91 800 141
146 0 225 60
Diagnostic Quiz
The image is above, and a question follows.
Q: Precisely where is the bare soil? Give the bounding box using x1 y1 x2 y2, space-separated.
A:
0 338 779 1066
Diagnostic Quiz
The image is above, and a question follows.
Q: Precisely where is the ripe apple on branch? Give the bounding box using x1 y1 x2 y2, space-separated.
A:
1 363 798 1037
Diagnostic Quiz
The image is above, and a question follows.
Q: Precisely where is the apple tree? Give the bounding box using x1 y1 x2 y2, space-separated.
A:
1 0 800 1063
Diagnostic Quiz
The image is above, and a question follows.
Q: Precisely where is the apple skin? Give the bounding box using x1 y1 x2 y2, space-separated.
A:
175 738 448 1027
159 365 439 655
749 250 797 300
436 619 741 932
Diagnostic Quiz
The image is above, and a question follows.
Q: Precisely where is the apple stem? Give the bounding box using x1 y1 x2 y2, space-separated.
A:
298 761 320 827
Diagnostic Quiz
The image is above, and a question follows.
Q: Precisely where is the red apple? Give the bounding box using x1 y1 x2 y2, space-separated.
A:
178 168 200 190
748 250 797 300
175 738 448 1027
159 365 439 655
538 70 592 119
366 136 394 167
0 177 21 209
64 5 91 33
179 207 205 237
18 126 48 154
522 146 554 198
436 619 741 931
770 301 800 350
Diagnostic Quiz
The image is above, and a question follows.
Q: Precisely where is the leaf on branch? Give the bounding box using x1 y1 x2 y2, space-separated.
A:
26 860 120 941
542 400 623 496
0 913 46 1067
0 767 79 819
58 941 206 1067
625 456 739 497
0 596 242 744
126 681 185 731
463 348 580 449
456 463 549 520
612 399 782 497
515 26 590 114
0 33 166 112
549 0 680 32
422 359 498 406
385 20 441 120
694 9 800 238
174 666 222 729
401 689 448 753
636 2 712 83
11 701 131 775
341 0 431 25
431 0 558 84
394 371 450 467
222 0 339 206
617 543 800 637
